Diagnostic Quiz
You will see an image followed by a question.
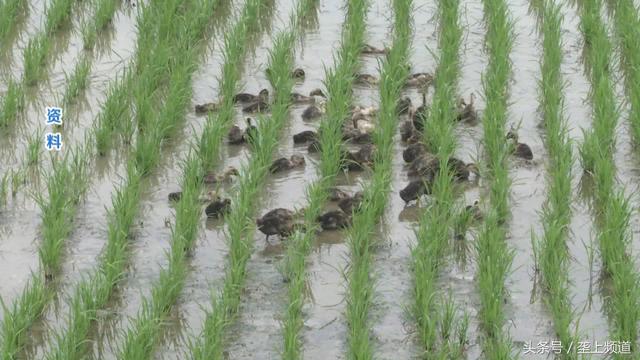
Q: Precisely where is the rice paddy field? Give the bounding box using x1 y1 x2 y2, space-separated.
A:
0 0 640 358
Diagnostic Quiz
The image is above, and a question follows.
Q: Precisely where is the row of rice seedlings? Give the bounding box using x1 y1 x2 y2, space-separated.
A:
575 0 640 352
63 0 121 104
343 0 407 358
0 0 180 356
279 1 369 359
609 0 640 148
475 0 515 356
42 1 226 359
0 147 90 360
410 0 469 356
0 80 24 128
0 0 27 46
529 0 580 357
185 3 321 358
115 1 277 358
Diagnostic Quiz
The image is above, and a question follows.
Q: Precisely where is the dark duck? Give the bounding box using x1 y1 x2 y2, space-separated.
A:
317 210 351 230
256 208 301 241
269 154 306 173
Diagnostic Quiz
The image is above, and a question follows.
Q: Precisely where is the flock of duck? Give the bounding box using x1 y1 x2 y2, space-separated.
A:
166 44 534 242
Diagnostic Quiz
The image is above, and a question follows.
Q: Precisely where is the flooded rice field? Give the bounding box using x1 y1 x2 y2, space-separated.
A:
0 0 639 359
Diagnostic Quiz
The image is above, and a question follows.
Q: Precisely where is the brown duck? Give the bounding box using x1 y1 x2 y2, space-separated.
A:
205 197 231 218
203 167 240 184
270 154 306 173
293 130 318 144
506 130 533 160
317 210 351 230
233 89 269 103
256 208 301 241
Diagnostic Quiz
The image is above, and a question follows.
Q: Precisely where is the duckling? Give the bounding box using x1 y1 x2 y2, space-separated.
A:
397 97 412 115
342 144 376 170
400 120 419 142
404 73 433 88
400 179 431 204
205 197 231 218
256 208 299 241
317 210 351 230
293 130 318 144
243 117 258 143
168 191 182 202
403 142 428 163
233 89 269 103
242 98 270 113
352 117 375 134
464 200 483 222
301 102 325 120
351 105 378 118
270 154 306 173
338 191 364 214
290 88 326 104
506 130 533 160
328 187 351 201
265 67 306 80
354 73 379 86
361 44 389 55
408 153 439 178
228 125 245 144
195 101 221 114
456 93 477 124
342 127 373 144
203 166 239 184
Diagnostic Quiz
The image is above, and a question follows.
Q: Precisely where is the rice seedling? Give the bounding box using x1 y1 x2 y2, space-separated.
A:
342 0 410 358
0 0 27 44
117 1 279 358
42 1 229 358
608 0 640 148
43 0 75 35
63 54 91 104
81 0 118 50
0 147 89 359
473 0 516 356
409 0 472 356
574 0 640 353
0 79 24 128
22 34 50 86
26 131 43 167
529 0 580 357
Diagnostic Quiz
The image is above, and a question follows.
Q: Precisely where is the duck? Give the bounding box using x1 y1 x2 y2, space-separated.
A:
195 101 222 114
411 87 430 131
338 191 364 214
307 139 322 153
243 117 258 143
408 155 478 182
317 210 351 230
342 144 376 170
464 199 483 222
293 130 318 144
352 117 375 134
397 97 412 115
404 73 433 88
265 67 306 80
203 166 240 184
168 191 182 202
328 187 351 201
354 73 379 86
456 93 477 123
403 142 428 163
399 179 431 204
302 101 326 120
205 197 231 218
228 118 258 144
256 208 301 241
270 154 306 173
400 120 419 142
506 130 533 160
351 105 378 118
361 44 389 55
290 88 326 104
242 98 270 113
342 127 373 144
233 89 269 103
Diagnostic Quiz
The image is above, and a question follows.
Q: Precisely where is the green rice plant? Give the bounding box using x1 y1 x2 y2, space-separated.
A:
574 0 640 354
0 79 24 128
408 0 473 355
530 1 580 357
608 0 640 151
63 54 91 104
0 173 8 204
473 0 516 356
22 33 50 86
0 148 89 359
43 0 75 35
26 131 43 167
42 1 230 359
82 0 118 50
117 1 279 358
342 0 410 358
0 0 27 44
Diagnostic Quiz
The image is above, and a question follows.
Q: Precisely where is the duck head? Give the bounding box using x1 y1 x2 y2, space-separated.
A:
225 166 240 177
258 89 269 101
290 154 306 166
292 68 305 78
